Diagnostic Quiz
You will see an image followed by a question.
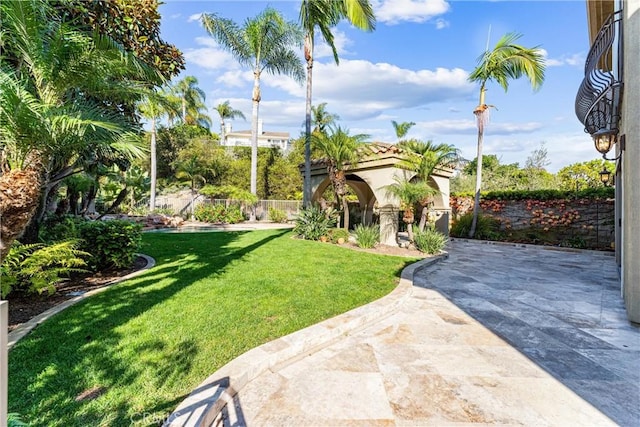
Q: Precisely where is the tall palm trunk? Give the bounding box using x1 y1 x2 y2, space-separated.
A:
249 70 261 221
303 33 313 208
469 85 487 238
0 167 43 264
181 98 187 124
220 117 226 145
149 117 157 213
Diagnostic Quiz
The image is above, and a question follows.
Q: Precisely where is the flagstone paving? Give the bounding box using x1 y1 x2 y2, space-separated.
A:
172 240 640 426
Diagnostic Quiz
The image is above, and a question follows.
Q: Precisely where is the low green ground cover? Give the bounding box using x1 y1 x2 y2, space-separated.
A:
9 230 415 426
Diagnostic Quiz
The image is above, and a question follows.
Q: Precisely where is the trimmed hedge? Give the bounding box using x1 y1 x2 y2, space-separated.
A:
452 187 614 201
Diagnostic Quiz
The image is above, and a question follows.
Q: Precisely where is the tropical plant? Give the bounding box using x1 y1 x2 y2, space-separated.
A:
202 8 305 219
215 100 246 145
354 224 379 248
0 0 155 263
312 126 369 230
293 205 337 240
385 177 433 242
397 139 459 231
450 212 502 241
413 226 448 254
467 32 545 238
174 155 208 219
170 75 211 128
300 0 375 207
0 240 88 298
391 120 416 141
311 102 340 134
194 204 244 224
138 88 180 211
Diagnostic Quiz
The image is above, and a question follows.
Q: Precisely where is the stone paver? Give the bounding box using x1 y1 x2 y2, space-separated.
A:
231 241 639 426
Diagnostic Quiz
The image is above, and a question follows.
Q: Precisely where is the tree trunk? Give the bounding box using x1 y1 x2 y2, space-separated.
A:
150 117 157 213
418 205 429 232
469 86 487 239
407 222 414 243
249 70 261 221
303 34 313 208
0 168 43 264
96 188 128 220
342 194 350 231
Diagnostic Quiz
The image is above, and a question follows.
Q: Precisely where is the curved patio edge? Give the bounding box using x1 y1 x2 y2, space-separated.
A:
7 253 156 351
164 252 448 427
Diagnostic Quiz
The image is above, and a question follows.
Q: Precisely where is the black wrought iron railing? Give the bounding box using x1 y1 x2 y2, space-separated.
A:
575 10 623 135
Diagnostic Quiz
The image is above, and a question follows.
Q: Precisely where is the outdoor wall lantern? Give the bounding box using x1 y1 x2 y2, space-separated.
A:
593 130 624 161
599 168 612 186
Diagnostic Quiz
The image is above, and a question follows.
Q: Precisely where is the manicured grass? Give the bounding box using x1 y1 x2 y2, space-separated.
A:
9 230 416 426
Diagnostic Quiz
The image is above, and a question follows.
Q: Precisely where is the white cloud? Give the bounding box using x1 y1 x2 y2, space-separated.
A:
314 29 353 60
373 0 450 25
187 13 202 23
216 70 252 88
170 13 182 19
416 119 542 135
448 107 460 113
540 49 585 68
183 38 238 71
435 18 450 29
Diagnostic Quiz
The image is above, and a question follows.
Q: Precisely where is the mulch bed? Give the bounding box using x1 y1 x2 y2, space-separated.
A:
6 256 148 331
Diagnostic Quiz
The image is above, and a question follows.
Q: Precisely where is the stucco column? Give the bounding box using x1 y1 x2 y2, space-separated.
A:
379 205 398 246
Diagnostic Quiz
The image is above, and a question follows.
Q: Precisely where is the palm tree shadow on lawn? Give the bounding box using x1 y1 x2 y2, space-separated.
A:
8 229 289 426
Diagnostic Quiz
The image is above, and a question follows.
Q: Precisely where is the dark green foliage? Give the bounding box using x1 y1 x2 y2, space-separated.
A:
450 213 502 240
39 215 87 244
193 204 244 224
452 187 614 201
268 207 288 223
328 227 350 244
354 224 379 248
77 220 143 270
0 240 88 297
293 206 337 240
413 226 448 254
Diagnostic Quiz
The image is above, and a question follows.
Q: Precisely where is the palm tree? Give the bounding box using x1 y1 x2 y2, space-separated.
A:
391 120 416 141
467 32 545 238
385 177 432 243
398 139 461 231
171 76 209 125
312 126 368 231
202 8 304 220
300 0 375 207
0 0 153 262
138 89 180 212
215 101 246 145
311 102 340 134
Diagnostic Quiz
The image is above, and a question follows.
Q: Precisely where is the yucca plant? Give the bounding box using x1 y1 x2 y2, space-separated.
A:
354 224 379 249
293 206 337 240
413 226 448 254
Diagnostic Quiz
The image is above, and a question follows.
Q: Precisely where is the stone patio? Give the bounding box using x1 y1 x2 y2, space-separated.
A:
169 240 640 426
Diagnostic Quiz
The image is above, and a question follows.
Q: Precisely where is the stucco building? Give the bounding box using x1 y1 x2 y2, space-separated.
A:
221 119 291 152
576 0 639 322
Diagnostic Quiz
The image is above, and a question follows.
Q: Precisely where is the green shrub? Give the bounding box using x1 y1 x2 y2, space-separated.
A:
293 206 337 240
0 240 89 297
450 213 502 240
268 207 288 223
328 228 350 244
451 187 614 201
194 203 244 224
77 220 142 270
354 224 379 249
414 226 448 254
39 214 87 244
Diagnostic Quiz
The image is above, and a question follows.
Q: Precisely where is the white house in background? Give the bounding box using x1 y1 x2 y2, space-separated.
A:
222 119 291 151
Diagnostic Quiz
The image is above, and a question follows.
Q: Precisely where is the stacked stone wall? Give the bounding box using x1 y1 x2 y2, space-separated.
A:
450 196 614 250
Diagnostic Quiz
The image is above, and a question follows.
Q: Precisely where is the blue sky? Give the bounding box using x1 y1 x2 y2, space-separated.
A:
158 0 597 172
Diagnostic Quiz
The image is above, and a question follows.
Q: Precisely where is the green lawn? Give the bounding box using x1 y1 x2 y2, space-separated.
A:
9 230 416 426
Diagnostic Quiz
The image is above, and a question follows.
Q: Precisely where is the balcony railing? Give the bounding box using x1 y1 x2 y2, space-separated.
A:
575 10 623 135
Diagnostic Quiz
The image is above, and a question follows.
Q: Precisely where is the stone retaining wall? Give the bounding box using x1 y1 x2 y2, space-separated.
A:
451 196 615 250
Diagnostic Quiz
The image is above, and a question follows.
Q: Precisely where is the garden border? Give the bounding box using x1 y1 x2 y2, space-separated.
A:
164 252 448 427
7 254 156 351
